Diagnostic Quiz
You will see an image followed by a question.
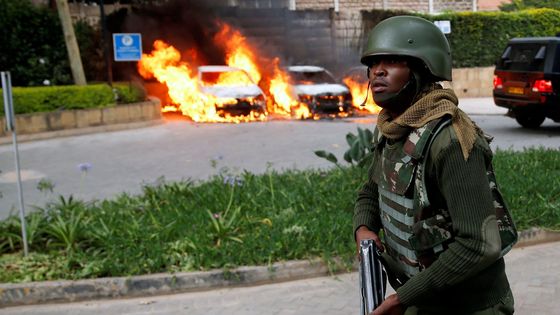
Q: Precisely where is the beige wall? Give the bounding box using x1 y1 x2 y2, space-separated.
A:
451 66 495 98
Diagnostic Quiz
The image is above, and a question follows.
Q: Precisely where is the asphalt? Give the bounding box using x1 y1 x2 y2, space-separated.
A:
1 98 559 314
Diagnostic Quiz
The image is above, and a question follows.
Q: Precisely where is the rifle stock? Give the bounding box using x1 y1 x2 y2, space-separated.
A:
359 239 386 314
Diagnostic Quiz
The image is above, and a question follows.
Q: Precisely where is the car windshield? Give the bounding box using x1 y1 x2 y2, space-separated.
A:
497 43 546 72
200 70 254 87
289 70 336 85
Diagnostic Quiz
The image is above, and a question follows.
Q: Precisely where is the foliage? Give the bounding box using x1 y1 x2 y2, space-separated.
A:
113 82 147 104
493 147 560 229
0 167 363 282
361 9 560 68
500 0 560 11
0 0 100 86
423 9 560 68
0 85 113 114
315 127 375 168
1 148 559 283
0 83 146 115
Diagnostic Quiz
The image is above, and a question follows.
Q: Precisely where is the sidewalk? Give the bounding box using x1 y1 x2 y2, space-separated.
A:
2 240 559 315
458 97 508 115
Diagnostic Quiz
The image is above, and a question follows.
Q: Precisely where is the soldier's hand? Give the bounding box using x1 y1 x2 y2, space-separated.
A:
355 225 384 257
370 294 404 315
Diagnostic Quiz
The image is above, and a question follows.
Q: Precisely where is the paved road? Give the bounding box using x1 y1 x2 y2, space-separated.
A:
0 98 558 219
3 241 559 315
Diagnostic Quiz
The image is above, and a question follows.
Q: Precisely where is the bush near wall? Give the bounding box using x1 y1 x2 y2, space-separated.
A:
361 8 560 68
0 83 146 115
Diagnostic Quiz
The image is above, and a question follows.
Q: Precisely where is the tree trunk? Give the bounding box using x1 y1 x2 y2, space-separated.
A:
55 0 87 85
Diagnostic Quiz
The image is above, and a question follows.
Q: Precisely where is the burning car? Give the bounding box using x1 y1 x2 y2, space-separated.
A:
198 65 267 117
286 66 353 116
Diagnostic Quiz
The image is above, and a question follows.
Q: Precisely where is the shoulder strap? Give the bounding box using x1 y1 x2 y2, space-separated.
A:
414 116 452 210
372 126 385 152
403 116 452 160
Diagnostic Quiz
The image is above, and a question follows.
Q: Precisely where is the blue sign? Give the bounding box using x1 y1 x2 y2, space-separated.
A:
113 33 142 61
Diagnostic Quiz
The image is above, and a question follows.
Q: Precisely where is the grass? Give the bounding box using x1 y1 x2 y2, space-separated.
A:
0 148 559 283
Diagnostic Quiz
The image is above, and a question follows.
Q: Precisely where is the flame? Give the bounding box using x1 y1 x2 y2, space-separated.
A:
139 23 316 122
139 40 266 123
215 23 261 84
343 77 381 114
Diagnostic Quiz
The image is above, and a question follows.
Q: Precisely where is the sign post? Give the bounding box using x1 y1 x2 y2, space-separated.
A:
434 20 452 34
1 71 28 256
113 33 143 62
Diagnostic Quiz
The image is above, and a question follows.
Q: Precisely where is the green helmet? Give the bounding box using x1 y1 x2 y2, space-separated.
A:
361 16 452 81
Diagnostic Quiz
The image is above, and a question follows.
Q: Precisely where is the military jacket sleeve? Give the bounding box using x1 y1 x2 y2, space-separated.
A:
353 145 382 236
395 126 503 306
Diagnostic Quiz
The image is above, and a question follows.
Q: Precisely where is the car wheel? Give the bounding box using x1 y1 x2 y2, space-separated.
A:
515 112 546 128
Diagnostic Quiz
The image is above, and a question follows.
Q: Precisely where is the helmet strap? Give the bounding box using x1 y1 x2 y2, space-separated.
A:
360 81 371 107
373 73 418 113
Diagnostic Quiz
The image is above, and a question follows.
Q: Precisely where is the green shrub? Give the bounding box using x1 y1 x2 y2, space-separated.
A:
425 9 560 68
0 85 114 115
0 83 147 115
113 82 147 104
361 8 560 68
500 0 560 11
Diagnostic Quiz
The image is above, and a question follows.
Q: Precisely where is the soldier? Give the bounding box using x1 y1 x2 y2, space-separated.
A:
354 16 516 315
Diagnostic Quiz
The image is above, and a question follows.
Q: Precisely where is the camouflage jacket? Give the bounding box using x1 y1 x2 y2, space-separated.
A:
353 115 516 310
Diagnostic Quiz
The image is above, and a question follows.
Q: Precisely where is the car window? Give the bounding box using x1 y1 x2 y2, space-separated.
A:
288 71 336 85
200 70 254 86
497 43 546 72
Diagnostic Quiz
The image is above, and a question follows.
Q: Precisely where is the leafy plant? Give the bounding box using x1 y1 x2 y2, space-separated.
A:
1 149 559 283
206 207 243 247
0 210 46 253
315 127 375 168
43 196 89 251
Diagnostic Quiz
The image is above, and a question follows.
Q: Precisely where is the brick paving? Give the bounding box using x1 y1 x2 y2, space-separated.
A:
2 241 559 315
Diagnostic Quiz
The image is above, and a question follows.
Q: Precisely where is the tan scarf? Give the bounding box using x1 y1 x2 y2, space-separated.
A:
377 87 481 160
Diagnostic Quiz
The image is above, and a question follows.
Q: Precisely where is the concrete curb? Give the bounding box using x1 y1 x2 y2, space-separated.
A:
1 227 559 308
0 258 348 307
0 119 163 145
0 98 162 145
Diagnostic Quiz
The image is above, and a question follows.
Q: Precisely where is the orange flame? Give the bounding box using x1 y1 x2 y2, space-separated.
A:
138 40 266 123
343 77 381 114
139 23 314 122
215 23 262 84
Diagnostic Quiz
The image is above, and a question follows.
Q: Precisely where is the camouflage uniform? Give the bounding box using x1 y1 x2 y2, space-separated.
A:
354 116 516 314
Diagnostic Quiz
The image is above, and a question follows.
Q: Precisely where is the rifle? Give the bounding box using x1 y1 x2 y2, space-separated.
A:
359 239 386 315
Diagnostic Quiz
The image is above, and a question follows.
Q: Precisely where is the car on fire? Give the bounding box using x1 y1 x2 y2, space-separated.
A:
143 65 266 118
198 65 267 116
493 37 560 128
286 65 353 115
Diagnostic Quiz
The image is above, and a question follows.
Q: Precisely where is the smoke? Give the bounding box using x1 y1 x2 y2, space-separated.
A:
122 0 227 66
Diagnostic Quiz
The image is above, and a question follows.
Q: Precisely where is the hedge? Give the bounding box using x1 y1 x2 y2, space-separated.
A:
426 9 560 68
362 8 560 68
0 83 146 115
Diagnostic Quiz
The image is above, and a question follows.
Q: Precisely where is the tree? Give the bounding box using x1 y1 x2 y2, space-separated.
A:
0 0 99 86
55 0 86 85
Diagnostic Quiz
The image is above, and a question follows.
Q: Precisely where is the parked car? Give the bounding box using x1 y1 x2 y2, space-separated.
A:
198 65 267 116
286 65 353 115
493 37 560 128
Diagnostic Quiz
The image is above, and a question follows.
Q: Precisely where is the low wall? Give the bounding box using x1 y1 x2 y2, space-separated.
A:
0 99 161 138
451 66 495 98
